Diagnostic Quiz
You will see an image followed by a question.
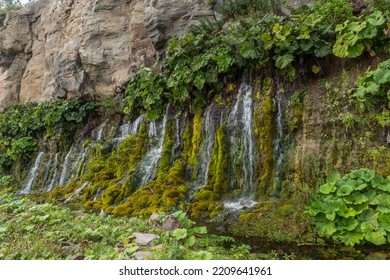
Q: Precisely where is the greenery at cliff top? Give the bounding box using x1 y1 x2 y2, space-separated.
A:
125 0 390 121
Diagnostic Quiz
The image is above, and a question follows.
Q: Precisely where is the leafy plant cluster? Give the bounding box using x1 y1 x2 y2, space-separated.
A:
0 99 94 169
125 2 389 120
307 168 390 246
354 58 390 104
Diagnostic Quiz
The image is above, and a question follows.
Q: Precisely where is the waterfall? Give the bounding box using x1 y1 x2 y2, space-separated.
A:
196 105 216 189
114 115 144 142
20 152 44 194
137 107 169 187
72 148 89 179
96 123 105 141
47 153 59 191
148 122 157 138
175 118 180 146
64 181 89 204
59 147 73 186
224 82 257 210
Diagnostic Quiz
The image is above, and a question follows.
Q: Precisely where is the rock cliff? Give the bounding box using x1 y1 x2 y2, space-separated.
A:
0 0 214 111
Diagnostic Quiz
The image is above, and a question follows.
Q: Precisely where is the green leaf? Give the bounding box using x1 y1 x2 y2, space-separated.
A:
275 54 294 69
336 217 358 231
320 182 336 194
314 43 331 58
360 209 379 231
185 235 196 247
192 251 213 260
366 11 385 27
343 193 368 205
333 41 349 58
373 69 390 85
347 43 365 58
192 226 207 235
378 213 390 232
194 73 206 90
316 216 337 236
372 174 384 188
337 184 354 196
336 230 364 246
365 229 387 245
172 228 188 240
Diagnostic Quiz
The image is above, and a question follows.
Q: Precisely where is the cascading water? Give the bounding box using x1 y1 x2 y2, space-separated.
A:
114 115 144 142
195 105 216 189
47 153 59 191
148 122 157 138
96 123 105 141
137 107 169 187
64 181 89 203
20 152 44 194
224 82 257 210
59 147 73 186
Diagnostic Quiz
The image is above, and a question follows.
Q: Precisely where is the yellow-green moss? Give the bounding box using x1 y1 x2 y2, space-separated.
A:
189 125 229 219
157 121 174 178
188 112 202 168
254 77 275 198
113 160 188 216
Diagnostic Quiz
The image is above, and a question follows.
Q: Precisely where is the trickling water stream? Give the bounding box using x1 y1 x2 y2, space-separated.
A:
196 105 216 189
20 152 44 194
225 82 257 210
137 107 169 187
59 147 73 186
47 153 59 191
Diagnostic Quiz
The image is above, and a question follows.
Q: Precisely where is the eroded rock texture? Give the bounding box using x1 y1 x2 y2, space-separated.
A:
0 0 214 110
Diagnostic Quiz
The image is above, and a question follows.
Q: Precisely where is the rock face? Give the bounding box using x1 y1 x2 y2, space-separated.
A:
0 0 214 111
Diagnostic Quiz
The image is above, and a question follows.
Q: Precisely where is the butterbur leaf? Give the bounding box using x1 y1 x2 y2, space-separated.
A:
350 203 369 215
347 44 365 58
320 182 336 194
366 11 385 27
378 213 390 231
372 175 384 188
172 228 187 240
362 169 375 182
365 229 387 245
337 204 357 218
275 54 294 69
316 218 337 236
337 184 354 196
343 193 368 205
193 251 213 260
336 217 358 231
185 235 196 247
360 209 379 230
337 231 364 246
192 226 207 235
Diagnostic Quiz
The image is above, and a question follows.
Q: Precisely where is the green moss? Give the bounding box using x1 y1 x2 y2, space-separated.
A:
157 121 174 178
182 122 192 163
188 112 203 169
254 77 275 198
189 125 229 218
113 160 188 216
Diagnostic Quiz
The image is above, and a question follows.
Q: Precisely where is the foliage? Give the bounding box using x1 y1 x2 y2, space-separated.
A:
0 193 253 260
333 11 387 58
124 4 389 120
0 99 94 168
214 0 286 21
307 168 390 246
0 0 21 11
354 58 390 104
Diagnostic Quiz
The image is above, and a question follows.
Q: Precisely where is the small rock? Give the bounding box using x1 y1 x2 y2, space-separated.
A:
149 213 161 228
72 254 84 260
162 216 180 231
133 232 159 246
61 241 76 248
133 251 153 260
117 242 125 252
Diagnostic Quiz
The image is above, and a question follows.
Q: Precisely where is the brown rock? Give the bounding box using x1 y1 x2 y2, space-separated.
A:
162 216 180 231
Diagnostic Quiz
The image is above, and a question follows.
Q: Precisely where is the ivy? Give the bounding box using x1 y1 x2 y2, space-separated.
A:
307 168 390 246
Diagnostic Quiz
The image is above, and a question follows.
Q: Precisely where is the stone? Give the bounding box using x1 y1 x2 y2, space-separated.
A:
72 253 85 260
133 251 153 260
162 216 180 231
132 232 159 246
148 213 161 228
0 0 217 111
